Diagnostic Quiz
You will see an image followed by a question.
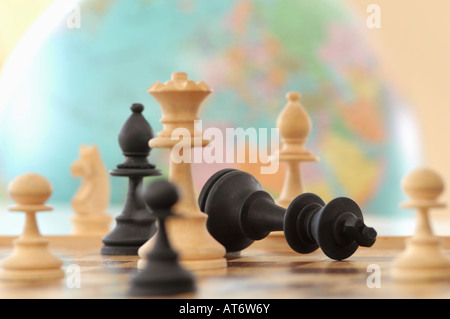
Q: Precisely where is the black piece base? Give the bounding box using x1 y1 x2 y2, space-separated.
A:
289 193 373 260
284 193 324 254
101 245 141 256
101 230 157 256
128 265 196 297
101 214 157 255
101 171 160 256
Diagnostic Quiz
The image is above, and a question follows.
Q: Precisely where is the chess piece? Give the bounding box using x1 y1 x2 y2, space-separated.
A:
270 92 319 239
138 72 226 271
199 169 377 260
273 92 319 207
71 145 112 236
129 180 196 297
391 167 450 281
101 103 161 255
0 173 64 281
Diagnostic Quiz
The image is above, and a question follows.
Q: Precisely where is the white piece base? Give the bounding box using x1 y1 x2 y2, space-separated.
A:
391 237 450 282
0 268 64 282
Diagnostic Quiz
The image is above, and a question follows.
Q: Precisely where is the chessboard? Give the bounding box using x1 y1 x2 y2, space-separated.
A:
1 234 450 300
0 72 447 313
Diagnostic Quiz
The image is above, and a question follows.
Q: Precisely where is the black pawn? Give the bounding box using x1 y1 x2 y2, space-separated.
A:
101 103 161 255
199 169 377 261
129 180 196 297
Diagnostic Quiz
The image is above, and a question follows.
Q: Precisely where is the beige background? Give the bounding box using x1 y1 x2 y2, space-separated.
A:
1 0 449 209
346 0 450 215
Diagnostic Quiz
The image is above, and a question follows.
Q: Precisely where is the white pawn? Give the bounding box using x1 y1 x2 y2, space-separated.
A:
391 167 450 282
0 173 64 282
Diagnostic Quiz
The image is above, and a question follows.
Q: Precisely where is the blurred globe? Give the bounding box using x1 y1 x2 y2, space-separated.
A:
0 0 420 217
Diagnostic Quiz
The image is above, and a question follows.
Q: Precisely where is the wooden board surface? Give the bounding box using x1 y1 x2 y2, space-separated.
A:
0 235 450 299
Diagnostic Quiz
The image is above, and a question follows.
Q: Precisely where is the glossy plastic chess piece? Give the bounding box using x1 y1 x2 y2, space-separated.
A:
101 103 161 255
129 180 195 297
0 173 64 281
138 72 226 271
199 169 377 260
391 167 450 281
